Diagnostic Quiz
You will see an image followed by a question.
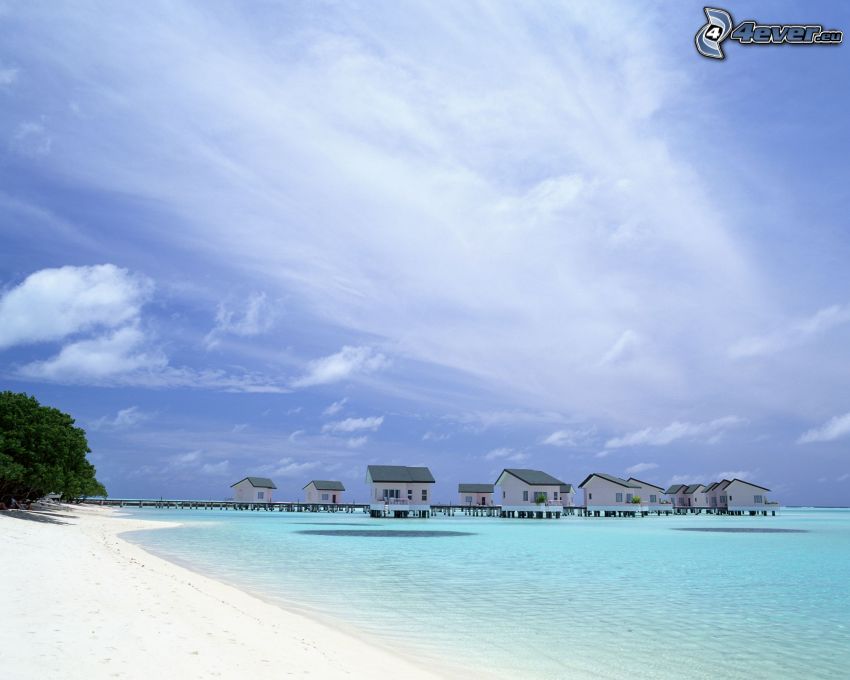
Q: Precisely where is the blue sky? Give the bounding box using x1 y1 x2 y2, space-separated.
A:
1 1 848 505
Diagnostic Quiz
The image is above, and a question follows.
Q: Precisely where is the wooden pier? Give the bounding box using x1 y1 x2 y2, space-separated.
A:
83 499 778 517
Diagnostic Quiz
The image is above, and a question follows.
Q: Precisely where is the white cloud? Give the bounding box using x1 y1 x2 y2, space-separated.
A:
0 264 152 350
271 457 320 477
798 412 850 444
291 346 388 388
201 460 230 475
92 405 151 430
322 416 384 433
170 450 202 467
18 325 167 381
347 436 368 448
730 304 850 359
232 423 248 433
10 120 52 156
713 470 751 481
542 427 595 447
0 67 18 87
837 473 850 483
204 291 273 348
483 447 529 462
605 416 745 449
323 397 348 416
625 462 658 475
422 430 450 441
599 330 642 366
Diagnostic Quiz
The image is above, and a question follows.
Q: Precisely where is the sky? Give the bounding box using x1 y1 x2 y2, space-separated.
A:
1 1 848 505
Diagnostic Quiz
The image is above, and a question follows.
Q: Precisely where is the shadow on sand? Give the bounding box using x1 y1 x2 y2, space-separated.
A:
0 508 76 526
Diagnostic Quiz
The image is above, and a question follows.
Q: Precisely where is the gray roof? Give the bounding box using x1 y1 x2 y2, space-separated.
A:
497 468 565 486
230 476 277 489
727 478 771 492
664 484 686 495
367 465 435 483
683 484 705 494
704 482 719 492
627 477 665 491
303 480 345 491
560 484 574 493
578 473 641 489
458 483 494 493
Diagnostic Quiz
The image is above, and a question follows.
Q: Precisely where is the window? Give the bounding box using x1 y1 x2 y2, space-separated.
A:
421 489 428 501
754 495 763 504
615 492 623 503
523 490 529 502
407 489 413 500
650 494 657 503
257 491 264 500
626 493 633 503
321 493 329 501
383 488 400 499
720 495 727 503
588 493 592 500
465 495 473 504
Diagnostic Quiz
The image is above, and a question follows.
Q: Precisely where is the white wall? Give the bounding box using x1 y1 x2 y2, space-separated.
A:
232 480 272 503
458 492 493 506
370 482 433 505
499 474 560 505
305 484 344 503
726 480 769 509
582 478 637 507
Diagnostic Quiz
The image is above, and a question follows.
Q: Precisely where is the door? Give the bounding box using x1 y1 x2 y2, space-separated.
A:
332 494 336 503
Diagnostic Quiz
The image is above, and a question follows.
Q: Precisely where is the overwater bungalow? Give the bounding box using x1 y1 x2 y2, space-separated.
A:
303 480 345 504
664 484 688 509
626 477 666 509
458 483 494 506
704 480 730 510
230 476 276 504
560 484 576 508
495 468 566 518
578 473 667 516
366 465 435 518
724 479 777 515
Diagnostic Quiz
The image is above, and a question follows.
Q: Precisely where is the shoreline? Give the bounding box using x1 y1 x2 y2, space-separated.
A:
0 504 449 679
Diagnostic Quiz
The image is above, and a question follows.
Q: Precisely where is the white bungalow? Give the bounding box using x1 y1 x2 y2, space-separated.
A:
458 484 494 506
230 476 276 503
366 465 435 518
681 484 710 512
578 473 645 516
664 484 688 509
724 479 777 515
303 480 345 504
626 477 666 509
560 484 576 508
495 468 565 518
704 480 731 511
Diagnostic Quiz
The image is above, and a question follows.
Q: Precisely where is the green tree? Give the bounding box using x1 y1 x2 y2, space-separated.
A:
0 391 106 504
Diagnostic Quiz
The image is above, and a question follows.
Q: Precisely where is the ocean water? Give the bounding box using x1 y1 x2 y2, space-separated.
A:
123 508 850 679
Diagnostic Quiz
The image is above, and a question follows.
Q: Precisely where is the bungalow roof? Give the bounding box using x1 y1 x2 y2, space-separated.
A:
367 465 435 483
578 473 641 489
230 476 277 489
497 468 565 486
303 480 345 491
627 477 665 491
458 483 494 493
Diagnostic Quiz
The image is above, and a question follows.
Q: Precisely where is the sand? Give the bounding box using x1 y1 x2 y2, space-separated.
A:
0 504 446 679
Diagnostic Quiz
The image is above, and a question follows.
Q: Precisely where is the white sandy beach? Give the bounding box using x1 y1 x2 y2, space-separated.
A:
0 505 445 679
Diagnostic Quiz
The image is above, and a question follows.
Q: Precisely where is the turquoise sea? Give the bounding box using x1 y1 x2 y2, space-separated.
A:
123 508 850 679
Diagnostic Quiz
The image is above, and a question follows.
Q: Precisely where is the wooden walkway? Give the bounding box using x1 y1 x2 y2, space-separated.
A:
83 499 777 517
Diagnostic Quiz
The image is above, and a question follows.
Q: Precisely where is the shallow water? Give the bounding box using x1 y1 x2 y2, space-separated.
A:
124 507 850 679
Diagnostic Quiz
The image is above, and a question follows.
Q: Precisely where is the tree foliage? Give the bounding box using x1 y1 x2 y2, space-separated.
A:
0 391 106 503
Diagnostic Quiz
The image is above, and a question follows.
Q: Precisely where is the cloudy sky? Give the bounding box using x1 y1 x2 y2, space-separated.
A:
1 1 848 504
